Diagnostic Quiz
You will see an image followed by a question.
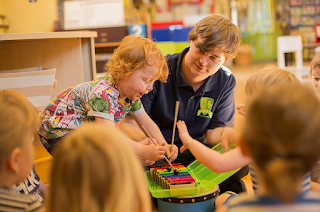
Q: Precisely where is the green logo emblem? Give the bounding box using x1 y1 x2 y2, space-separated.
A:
197 97 214 118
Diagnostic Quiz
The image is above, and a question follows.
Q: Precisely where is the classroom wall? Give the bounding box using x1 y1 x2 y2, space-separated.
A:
0 0 57 33
0 1 3 14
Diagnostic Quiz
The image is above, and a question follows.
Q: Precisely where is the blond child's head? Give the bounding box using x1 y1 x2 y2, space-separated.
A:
237 66 300 116
188 14 241 60
245 65 300 97
47 123 151 212
309 52 320 96
0 90 39 186
107 35 169 86
243 83 320 203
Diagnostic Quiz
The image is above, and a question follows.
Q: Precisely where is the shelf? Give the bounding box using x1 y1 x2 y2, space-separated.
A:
95 42 121 48
0 31 97 41
169 1 200 5
0 25 8 29
303 43 320 48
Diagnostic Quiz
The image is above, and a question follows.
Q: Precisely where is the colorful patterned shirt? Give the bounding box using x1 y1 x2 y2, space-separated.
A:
38 74 144 139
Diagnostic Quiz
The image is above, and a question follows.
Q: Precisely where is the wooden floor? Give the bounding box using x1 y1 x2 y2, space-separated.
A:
151 61 277 211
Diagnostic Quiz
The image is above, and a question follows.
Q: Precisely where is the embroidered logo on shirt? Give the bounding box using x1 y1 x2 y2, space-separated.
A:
197 97 214 118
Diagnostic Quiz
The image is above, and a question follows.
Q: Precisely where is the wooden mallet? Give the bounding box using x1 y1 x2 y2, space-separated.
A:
170 101 180 153
141 126 179 175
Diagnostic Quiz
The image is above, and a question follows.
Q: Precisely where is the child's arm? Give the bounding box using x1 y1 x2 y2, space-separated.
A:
119 115 148 141
39 180 48 199
236 104 246 116
96 117 167 161
132 111 179 161
177 120 250 173
206 127 240 152
310 181 320 193
215 205 228 212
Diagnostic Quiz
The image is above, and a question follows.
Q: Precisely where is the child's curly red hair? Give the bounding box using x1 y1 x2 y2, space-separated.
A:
106 35 169 85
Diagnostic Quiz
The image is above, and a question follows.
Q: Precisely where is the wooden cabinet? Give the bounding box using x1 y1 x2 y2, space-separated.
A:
0 31 97 97
95 42 123 76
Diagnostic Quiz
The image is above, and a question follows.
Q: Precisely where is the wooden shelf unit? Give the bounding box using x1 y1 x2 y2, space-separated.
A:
95 42 121 48
0 31 97 98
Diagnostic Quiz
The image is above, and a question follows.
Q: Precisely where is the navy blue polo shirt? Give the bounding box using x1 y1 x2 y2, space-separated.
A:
141 47 236 147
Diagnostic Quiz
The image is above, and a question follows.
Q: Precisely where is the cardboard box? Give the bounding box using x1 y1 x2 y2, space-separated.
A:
0 67 56 112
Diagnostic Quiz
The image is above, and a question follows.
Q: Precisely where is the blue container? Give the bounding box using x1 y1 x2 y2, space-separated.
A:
152 28 172 42
172 27 193 42
152 26 193 42
157 186 219 212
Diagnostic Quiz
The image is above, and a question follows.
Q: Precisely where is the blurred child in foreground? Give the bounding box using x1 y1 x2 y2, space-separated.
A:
217 83 320 211
0 90 43 211
47 123 151 212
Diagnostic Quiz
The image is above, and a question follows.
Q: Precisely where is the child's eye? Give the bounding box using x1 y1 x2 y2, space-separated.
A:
313 77 320 81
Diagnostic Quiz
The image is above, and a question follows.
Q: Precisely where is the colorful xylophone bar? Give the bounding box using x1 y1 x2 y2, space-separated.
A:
150 163 196 191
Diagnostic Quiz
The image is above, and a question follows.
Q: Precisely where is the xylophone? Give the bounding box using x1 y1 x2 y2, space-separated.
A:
146 143 241 212
150 163 196 193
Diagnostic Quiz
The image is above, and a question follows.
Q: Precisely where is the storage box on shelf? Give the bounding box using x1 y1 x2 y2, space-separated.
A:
63 0 125 30
0 67 56 112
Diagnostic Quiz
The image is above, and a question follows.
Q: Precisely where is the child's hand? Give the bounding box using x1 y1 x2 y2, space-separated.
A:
177 120 194 153
139 137 156 145
236 104 246 116
138 156 155 166
140 139 166 161
221 128 240 152
167 144 178 161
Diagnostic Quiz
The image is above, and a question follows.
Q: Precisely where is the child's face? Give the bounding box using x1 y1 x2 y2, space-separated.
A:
311 66 320 96
118 65 159 101
16 135 34 184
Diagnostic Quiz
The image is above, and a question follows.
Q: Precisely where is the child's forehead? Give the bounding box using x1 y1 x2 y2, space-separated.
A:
141 65 159 77
312 66 320 74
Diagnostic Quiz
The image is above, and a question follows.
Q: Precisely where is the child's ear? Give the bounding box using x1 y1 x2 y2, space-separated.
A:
238 136 250 157
8 148 22 174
